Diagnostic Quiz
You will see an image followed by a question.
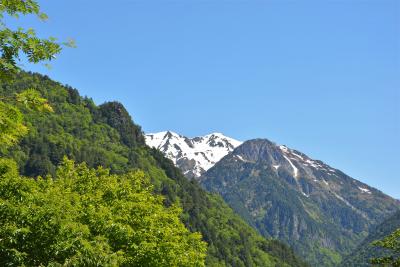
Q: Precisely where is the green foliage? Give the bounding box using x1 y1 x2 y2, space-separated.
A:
14 88 53 111
0 157 18 176
0 158 207 266
0 0 45 18
370 228 400 266
0 101 27 149
0 0 74 79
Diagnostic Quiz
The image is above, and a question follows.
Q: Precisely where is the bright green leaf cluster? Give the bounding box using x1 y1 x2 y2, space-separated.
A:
0 0 43 18
15 88 53 111
0 158 207 266
0 101 27 149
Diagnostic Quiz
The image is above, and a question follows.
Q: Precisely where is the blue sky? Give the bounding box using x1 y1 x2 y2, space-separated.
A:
11 0 400 198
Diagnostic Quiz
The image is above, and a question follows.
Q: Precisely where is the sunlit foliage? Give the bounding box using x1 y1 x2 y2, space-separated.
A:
0 158 207 266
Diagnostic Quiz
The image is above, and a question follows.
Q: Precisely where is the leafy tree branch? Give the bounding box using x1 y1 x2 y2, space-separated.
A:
0 0 75 80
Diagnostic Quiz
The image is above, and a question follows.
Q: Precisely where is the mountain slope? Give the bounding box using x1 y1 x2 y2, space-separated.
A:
341 210 400 267
200 139 400 266
146 131 242 179
0 72 308 267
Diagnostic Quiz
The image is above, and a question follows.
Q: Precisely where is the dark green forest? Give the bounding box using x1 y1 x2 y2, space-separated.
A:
0 71 308 266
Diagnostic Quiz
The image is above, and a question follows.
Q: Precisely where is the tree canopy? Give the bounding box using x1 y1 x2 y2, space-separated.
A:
0 158 207 266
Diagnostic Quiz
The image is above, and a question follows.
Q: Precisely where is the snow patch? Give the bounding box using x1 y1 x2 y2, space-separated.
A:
291 151 304 160
236 155 245 162
358 187 372 194
279 145 288 152
282 155 298 178
301 192 310 198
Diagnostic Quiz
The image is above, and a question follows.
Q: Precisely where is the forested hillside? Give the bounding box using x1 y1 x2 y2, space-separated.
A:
0 72 308 266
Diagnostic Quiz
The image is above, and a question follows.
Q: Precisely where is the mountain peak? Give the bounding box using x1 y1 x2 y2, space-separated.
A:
145 131 242 178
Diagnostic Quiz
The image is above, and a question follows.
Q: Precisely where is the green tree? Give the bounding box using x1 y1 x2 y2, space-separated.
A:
0 158 207 266
371 228 400 266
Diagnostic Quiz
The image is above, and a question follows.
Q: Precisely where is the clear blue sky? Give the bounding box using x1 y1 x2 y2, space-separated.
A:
12 0 400 198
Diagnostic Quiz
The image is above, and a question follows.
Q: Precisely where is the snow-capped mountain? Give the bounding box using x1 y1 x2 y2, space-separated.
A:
145 131 242 178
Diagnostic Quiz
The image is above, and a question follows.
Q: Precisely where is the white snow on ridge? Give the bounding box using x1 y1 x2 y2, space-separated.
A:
358 187 372 194
291 151 304 160
145 131 242 177
279 145 289 152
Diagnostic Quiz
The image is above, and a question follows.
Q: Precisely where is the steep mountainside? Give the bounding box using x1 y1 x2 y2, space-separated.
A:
146 131 242 179
341 210 400 267
0 72 308 267
200 139 400 266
